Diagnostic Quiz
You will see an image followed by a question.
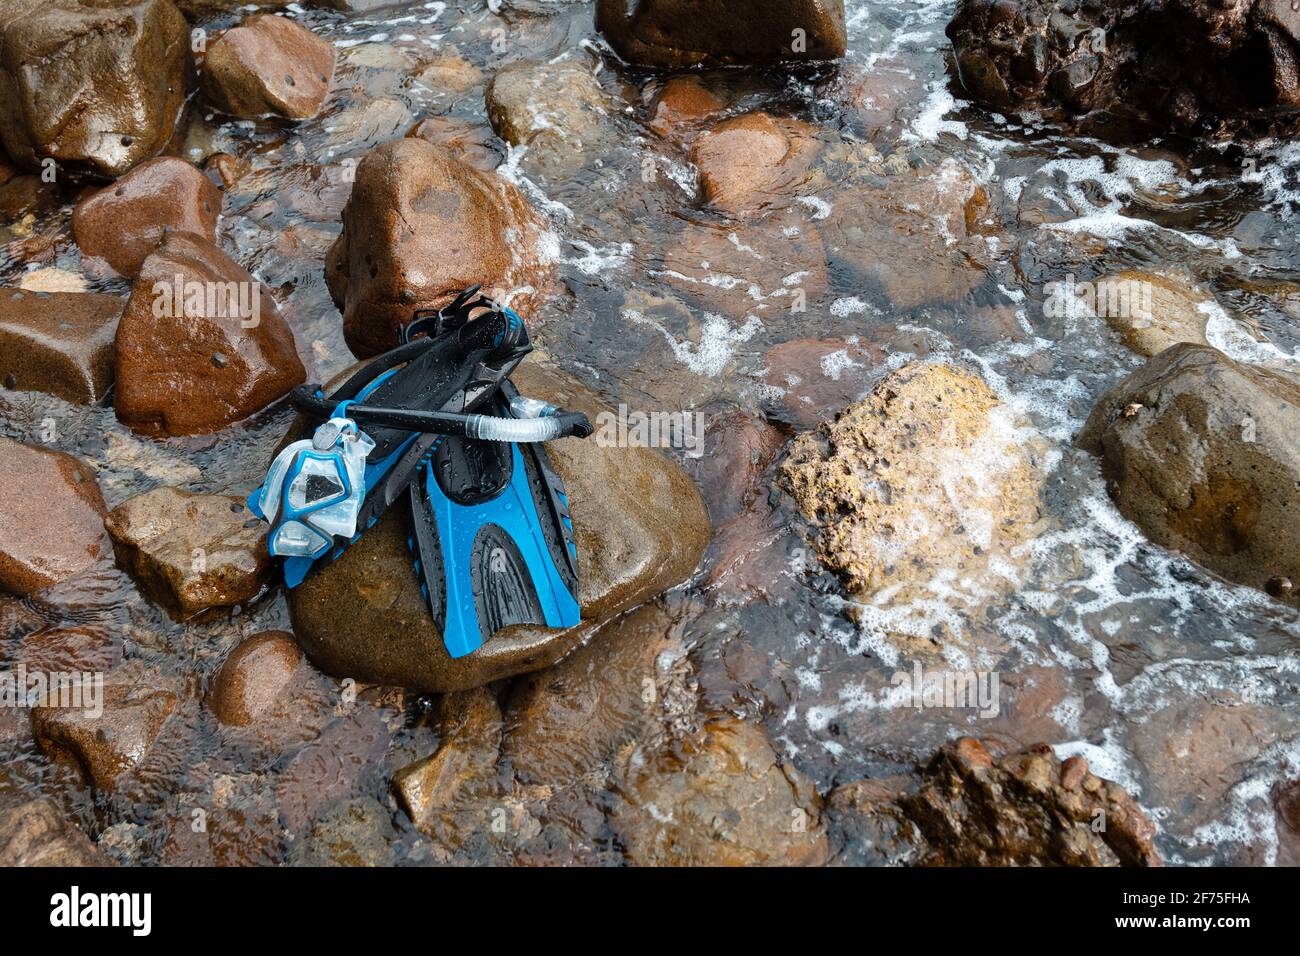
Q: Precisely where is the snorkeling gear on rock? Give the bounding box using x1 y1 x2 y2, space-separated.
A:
249 286 592 659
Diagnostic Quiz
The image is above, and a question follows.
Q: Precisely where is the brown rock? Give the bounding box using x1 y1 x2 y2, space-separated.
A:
760 336 882 428
207 630 304 726
0 0 192 179
32 663 180 792
0 288 122 403
611 717 830 866
0 438 107 596
596 0 847 67
287 796 398 867
0 152 15 189
683 408 785 525
114 232 306 436
288 361 711 692
201 14 336 121
1088 270 1213 357
72 157 222 278
204 152 249 190
326 138 558 358
413 51 484 95
0 174 61 224
1078 343 1300 607
103 487 271 618
689 112 821 218
275 706 394 833
0 799 108 866
648 76 725 140
406 116 504 172
14 625 121 674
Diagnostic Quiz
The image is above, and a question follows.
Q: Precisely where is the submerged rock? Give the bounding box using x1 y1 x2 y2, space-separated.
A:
596 0 847 68
0 438 108 596
1090 270 1214 357
0 799 108 866
72 157 223 279
288 362 710 693
104 487 271 618
406 116 503 172
0 0 192 179
647 76 726 141
114 232 306 436
288 796 398 867
207 631 305 726
688 112 821 219
0 288 122 403
610 717 830 866
201 14 336 121
1078 343 1300 608
325 139 558 358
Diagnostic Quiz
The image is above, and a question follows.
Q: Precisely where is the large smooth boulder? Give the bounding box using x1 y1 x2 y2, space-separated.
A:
288 362 711 693
201 14 336 121
0 438 108 596
0 288 121 403
0 0 192 179
72 157 222 279
325 139 559 358
1078 343 1300 607
114 232 306 436
596 0 847 67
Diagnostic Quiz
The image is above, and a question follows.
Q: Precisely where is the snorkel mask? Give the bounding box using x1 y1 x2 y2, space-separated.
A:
248 414 375 559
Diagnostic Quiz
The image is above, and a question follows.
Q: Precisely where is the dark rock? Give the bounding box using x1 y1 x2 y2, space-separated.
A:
760 336 882 428
72 157 222 279
0 0 193 178
0 438 108 596
114 232 306 436
275 705 394 833
596 0 847 68
0 288 122 403
14 625 121 674
103 487 271 618
201 14 336 121
684 408 785 525
325 138 558 358
1078 343 1300 608
0 799 109 866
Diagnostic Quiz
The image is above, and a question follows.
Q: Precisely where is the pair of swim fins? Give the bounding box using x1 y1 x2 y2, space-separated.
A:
248 286 592 659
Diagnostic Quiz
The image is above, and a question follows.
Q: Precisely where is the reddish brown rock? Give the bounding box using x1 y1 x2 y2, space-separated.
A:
326 138 557 358
0 288 122 403
0 0 193 179
14 625 121 674
207 631 304 726
406 116 504 172
201 14 336 121
0 799 108 866
103 487 271 618
761 337 882 428
689 112 820 218
204 152 249 190
0 438 107 596
114 232 306 436
683 408 785 525
72 157 222 279
648 76 726 140
0 153 15 189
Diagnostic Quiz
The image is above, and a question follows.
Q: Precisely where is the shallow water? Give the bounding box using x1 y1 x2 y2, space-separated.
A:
2 0 1299 865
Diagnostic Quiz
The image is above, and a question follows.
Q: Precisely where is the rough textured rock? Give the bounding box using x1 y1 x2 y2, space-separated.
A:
0 438 108 596
32 663 181 793
1078 343 1300 607
945 0 1300 135
104 487 271 617
899 738 1162 866
393 688 503 849
288 362 710 692
596 0 847 67
207 631 303 726
485 57 618 179
0 799 108 866
688 112 820 218
72 158 222 279
780 363 1044 609
1089 270 1213 357
287 797 398 867
611 717 830 866
0 288 122 403
114 232 306 436
201 14 336 121
326 138 558 358
0 0 192 179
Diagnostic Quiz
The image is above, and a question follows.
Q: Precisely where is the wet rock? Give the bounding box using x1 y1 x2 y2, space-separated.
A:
1089 270 1212 357
683 408 785 525
0 152 14 188
0 0 193 179
204 152 249 190
157 785 284 866
288 797 398 866
0 799 108 866
407 116 504 172
596 0 847 68
14 625 121 674
611 717 830 866
324 97 414 152
780 363 1044 612
485 57 619 180
288 362 711 692
760 336 881 428
393 687 503 850
114 232 306 436
15 267 87 294
207 630 304 726
104 487 271 617
832 59 929 134
1078 343 1300 607
0 174 61 224
648 75 726 141
689 112 821 218
0 438 108 596
413 50 485 95
326 137 558 358
72 157 222 279
502 602 678 788
31 663 181 793
823 777 925 865
275 704 394 833
201 14 336 121
0 288 122 403
898 738 1162 866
